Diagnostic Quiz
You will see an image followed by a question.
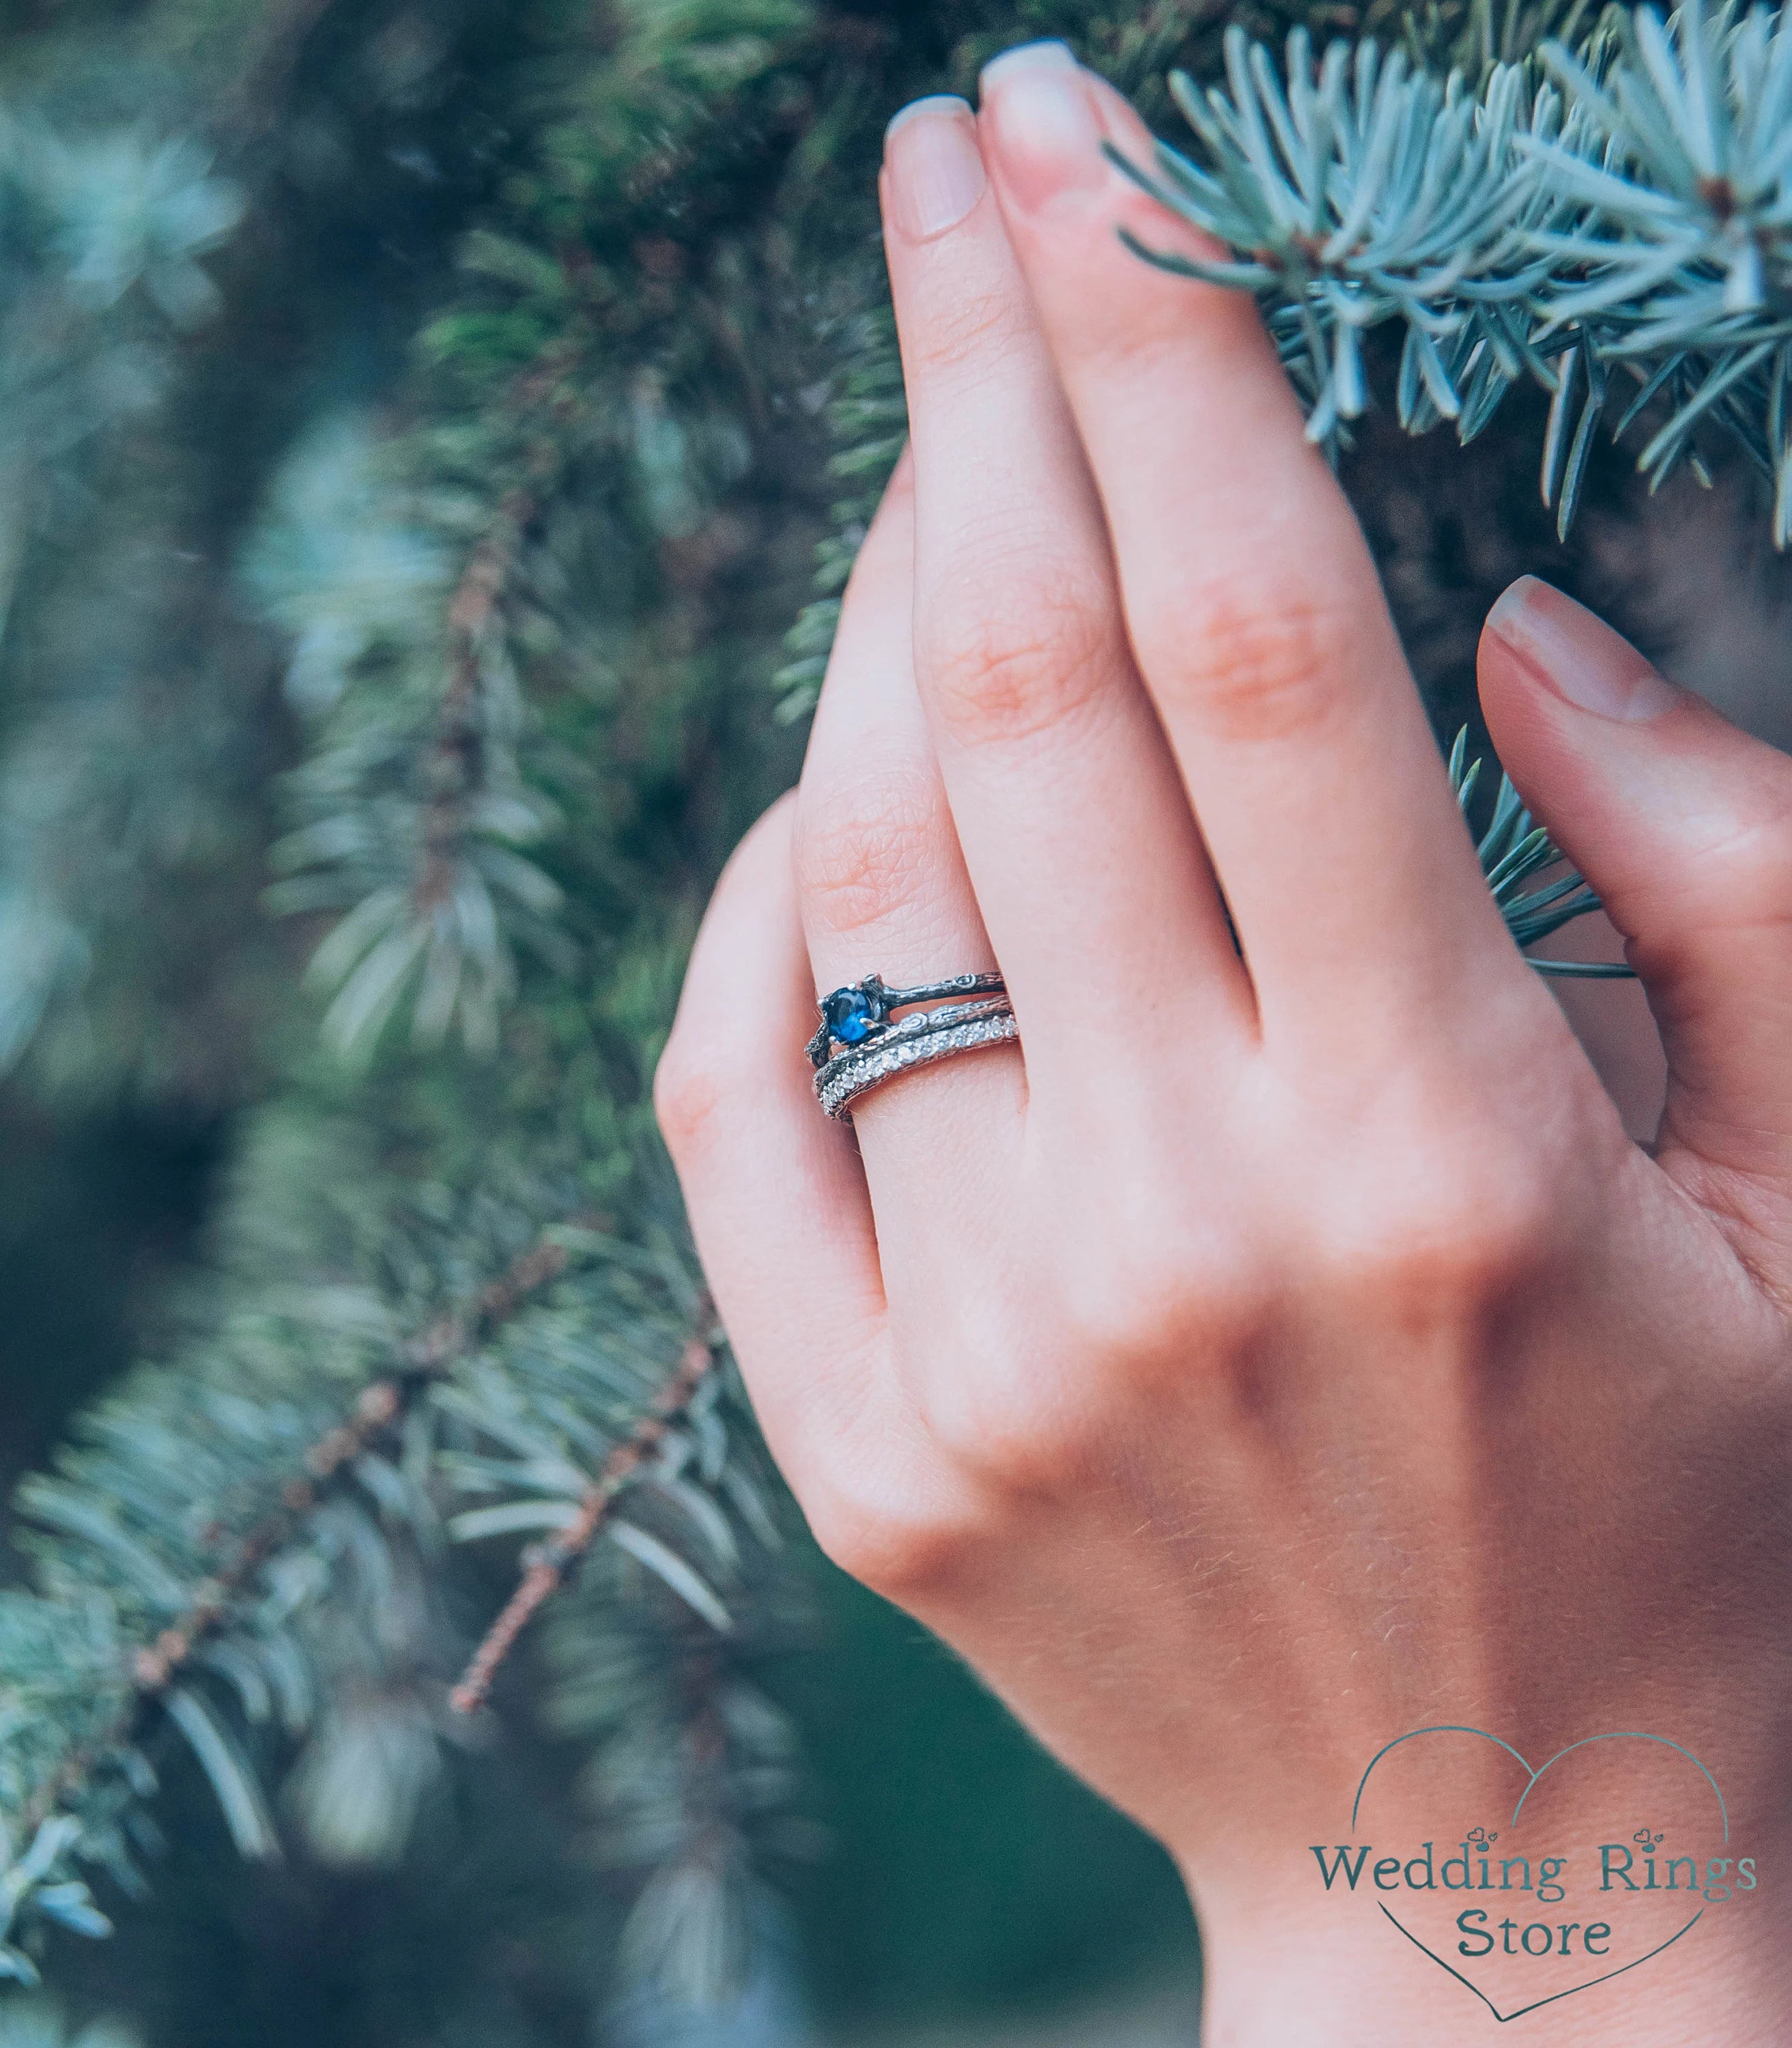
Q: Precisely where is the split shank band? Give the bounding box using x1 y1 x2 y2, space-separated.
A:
807 971 1017 1121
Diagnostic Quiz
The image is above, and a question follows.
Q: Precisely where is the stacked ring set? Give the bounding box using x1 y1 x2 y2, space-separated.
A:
806 971 1017 1120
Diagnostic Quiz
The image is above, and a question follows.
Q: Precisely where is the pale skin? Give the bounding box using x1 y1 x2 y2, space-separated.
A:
657 40 1792 2046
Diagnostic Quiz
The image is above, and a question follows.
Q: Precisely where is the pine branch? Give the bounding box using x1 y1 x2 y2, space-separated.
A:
0 1217 584 1974
773 305 907 725
539 1444 811 2009
1449 726 1634 973
399 336 612 961
10 1377 414 1868
599 1638 801 2008
1116 0 1792 538
262 425 572 1062
449 1312 720 1716
5 0 832 2003
122 1229 579 1714
257 0 834 1064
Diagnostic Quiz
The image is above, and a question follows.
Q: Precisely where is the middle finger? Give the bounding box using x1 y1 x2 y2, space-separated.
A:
880 94 1253 1099
976 47 1529 1062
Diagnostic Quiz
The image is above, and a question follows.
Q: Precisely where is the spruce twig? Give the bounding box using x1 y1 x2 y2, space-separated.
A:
449 1311 720 1716
19 1227 581 1844
1450 726 1636 976
418 485 539 919
1118 1 1792 528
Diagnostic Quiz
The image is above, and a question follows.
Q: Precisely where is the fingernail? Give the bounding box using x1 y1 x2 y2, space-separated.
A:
1485 577 1679 724
980 38 1079 87
979 40 1104 212
883 96 985 242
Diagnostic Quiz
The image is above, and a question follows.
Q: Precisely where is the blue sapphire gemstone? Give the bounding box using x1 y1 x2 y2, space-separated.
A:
823 986 881 1044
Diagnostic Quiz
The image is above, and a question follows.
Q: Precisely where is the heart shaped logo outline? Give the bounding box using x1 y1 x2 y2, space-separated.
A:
1350 1726 1728 2023
1376 1896 1704 2023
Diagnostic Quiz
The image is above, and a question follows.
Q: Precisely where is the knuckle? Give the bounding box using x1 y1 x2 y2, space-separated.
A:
920 575 1116 750
895 1281 1116 1499
918 1356 1096 1497
653 1036 733 1160
1315 1133 1556 1309
1152 575 1358 747
794 765 950 937
1047 1219 1268 1390
799 1471 976 1604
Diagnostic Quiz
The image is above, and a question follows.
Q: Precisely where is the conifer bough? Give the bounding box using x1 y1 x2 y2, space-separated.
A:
1115 0 1792 541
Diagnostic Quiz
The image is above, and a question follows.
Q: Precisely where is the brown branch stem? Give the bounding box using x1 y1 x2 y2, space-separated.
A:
412 340 585 914
449 1311 718 1716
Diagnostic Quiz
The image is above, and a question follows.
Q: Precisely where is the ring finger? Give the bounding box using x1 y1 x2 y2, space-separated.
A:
794 453 1026 1264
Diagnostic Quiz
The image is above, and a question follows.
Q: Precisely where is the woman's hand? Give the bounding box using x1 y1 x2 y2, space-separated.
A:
657 43 1792 2042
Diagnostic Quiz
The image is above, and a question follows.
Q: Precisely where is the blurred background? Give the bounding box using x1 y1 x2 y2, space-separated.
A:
1 1 1788 2044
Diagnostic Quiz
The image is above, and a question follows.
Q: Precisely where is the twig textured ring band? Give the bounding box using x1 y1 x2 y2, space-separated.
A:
806 973 1018 1122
